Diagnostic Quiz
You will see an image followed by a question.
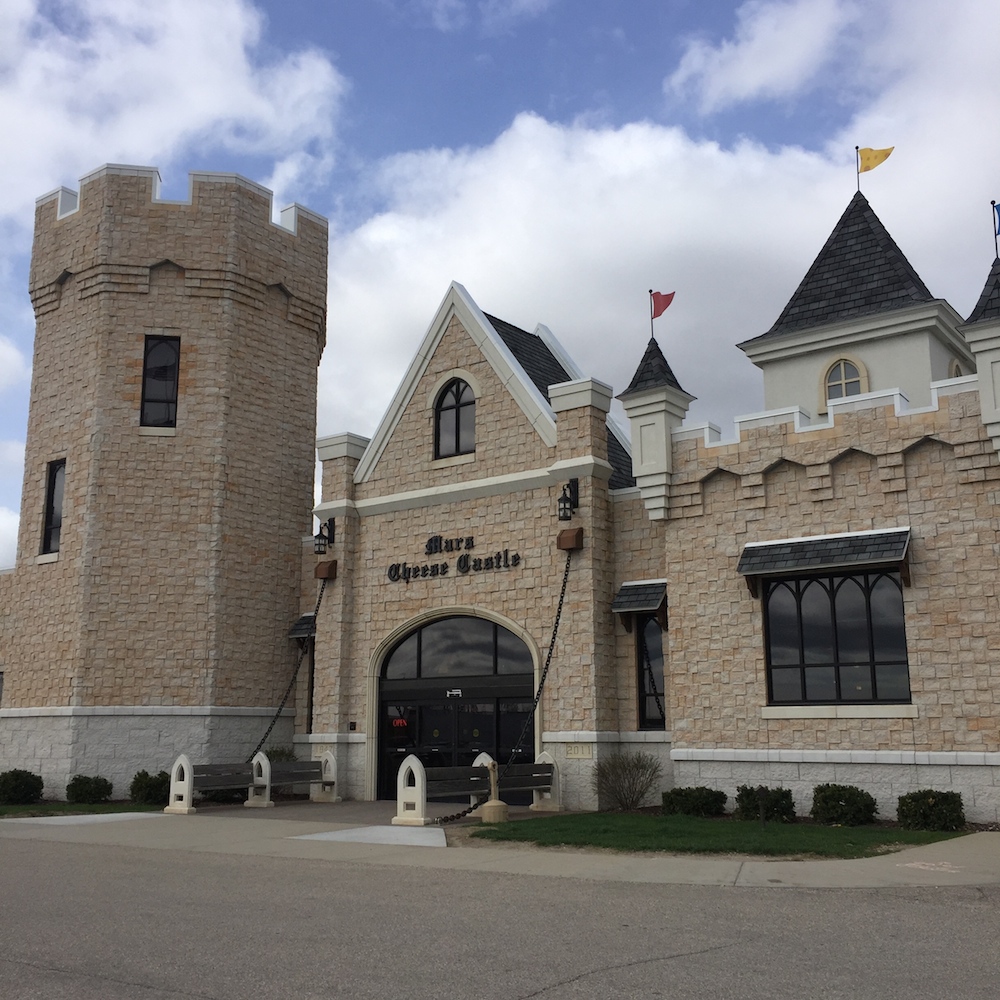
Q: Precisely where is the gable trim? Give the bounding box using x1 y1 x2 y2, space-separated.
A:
353 283 557 483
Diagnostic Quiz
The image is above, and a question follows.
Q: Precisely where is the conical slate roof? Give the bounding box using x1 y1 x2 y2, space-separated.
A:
749 191 934 341
618 336 687 397
965 258 1000 324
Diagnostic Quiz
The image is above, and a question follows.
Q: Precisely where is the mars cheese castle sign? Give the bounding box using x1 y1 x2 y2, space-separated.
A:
386 534 522 584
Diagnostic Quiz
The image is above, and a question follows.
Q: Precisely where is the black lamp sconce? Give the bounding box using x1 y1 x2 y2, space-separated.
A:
557 478 579 521
314 517 336 555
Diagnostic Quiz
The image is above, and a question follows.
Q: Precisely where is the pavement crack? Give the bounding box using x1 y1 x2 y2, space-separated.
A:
513 943 732 999
1 957 224 999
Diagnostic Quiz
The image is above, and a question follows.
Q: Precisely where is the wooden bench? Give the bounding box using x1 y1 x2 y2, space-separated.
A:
164 750 339 814
392 752 560 826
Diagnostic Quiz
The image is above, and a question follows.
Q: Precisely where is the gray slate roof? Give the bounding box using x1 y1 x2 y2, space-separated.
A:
745 192 934 342
287 613 316 638
618 337 687 397
485 313 636 490
737 528 910 577
611 581 667 614
966 257 1000 324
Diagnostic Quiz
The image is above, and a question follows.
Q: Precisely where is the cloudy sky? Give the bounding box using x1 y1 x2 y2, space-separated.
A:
1 0 999 568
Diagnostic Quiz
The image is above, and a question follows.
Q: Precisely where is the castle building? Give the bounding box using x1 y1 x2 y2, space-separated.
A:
2 166 999 822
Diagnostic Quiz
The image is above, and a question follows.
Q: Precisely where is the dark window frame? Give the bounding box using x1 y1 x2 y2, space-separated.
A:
382 615 533 681
636 613 666 730
434 378 475 459
141 335 180 428
762 568 910 705
41 458 66 555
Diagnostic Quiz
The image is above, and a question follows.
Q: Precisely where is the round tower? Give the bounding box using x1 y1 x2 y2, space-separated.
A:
0 165 328 794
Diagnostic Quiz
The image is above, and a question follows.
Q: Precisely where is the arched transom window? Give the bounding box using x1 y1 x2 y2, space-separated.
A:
434 378 475 458
826 360 862 401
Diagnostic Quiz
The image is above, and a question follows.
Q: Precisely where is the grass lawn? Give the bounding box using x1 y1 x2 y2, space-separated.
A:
471 812 967 859
0 801 162 819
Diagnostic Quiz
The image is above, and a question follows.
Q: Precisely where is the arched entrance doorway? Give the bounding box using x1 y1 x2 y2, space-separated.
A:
377 615 536 799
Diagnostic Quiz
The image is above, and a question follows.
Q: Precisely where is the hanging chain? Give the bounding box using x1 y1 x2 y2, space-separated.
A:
434 549 574 825
247 577 328 762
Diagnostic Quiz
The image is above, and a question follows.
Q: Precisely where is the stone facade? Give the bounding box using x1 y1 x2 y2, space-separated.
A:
0 166 327 796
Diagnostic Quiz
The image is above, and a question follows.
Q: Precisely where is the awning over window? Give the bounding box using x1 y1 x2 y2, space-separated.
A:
737 527 910 595
612 580 667 631
287 613 316 639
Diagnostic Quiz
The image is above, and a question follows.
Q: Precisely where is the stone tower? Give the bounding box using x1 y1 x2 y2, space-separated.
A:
0 165 327 795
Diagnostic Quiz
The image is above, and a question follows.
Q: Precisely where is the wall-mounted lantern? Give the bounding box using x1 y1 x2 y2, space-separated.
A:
313 517 336 555
557 479 579 521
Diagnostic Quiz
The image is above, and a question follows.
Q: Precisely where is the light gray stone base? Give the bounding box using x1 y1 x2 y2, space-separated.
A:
542 731 674 811
673 757 1000 824
295 734 367 800
0 708 293 801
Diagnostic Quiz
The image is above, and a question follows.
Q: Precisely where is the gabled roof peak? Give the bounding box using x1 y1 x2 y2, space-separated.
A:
965 257 1000 324
751 190 934 343
618 336 688 397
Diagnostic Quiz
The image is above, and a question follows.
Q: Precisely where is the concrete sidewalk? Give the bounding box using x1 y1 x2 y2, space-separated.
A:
2 799 998 890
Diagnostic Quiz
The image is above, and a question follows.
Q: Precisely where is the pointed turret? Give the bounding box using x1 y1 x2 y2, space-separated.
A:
739 192 971 415
758 191 934 340
617 337 694 520
619 337 688 397
962 258 1000 458
965 257 1000 325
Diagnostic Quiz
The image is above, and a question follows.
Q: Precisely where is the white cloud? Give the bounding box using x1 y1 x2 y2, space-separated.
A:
0 336 30 393
0 441 24 570
479 0 555 34
320 0 1000 445
0 507 17 570
419 0 469 32
0 0 347 226
667 0 861 114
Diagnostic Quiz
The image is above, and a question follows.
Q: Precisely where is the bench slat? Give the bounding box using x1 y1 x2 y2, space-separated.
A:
270 762 323 784
424 765 489 781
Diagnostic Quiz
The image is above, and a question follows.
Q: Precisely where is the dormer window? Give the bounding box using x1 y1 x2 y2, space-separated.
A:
826 360 862 401
434 378 475 458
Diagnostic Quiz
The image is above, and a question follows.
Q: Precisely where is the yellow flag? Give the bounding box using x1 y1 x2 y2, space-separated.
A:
859 146 894 173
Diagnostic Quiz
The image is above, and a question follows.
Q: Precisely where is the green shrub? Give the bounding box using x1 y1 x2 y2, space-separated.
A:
662 786 727 817
265 745 297 762
0 768 44 805
65 774 113 804
897 789 966 831
592 750 662 811
810 783 878 826
129 770 171 806
733 784 796 823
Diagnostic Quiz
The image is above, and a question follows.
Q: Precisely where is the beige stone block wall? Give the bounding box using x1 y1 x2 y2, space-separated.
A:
4 167 327 731
660 390 1000 757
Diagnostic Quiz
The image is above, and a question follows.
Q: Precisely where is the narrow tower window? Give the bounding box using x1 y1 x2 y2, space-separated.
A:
141 336 180 427
434 378 475 458
42 459 66 554
637 615 666 729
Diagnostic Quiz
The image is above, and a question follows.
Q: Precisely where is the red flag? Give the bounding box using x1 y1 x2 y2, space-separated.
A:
651 290 674 319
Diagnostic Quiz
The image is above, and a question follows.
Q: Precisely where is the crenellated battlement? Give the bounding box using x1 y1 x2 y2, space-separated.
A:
674 374 979 451
30 165 328 327
35 163 327 236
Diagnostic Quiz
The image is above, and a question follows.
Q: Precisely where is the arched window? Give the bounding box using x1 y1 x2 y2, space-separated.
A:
826 360 862 401
434 379 475 458
950 361 963 379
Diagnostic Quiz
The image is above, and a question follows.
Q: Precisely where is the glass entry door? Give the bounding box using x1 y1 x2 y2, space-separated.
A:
379 697 533 800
